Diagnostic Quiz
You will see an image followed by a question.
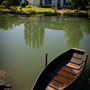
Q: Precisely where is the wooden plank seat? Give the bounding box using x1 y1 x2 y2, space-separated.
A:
46 85 57 90
49 80 66 90
61 66 81 75
57 70 76 80
70 57 84 65
73 53 84 60
66 62 83 70
53 75 72 85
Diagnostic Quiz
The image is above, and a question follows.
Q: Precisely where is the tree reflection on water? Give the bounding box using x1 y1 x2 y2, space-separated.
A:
24 18 45 49
0 15 90 48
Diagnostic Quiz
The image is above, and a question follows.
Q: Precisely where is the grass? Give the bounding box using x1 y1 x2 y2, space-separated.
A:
0 5 9 13
0 5 89 18
60 9 77 13
0 5 55 14
17 6 55 14
60 9 88 14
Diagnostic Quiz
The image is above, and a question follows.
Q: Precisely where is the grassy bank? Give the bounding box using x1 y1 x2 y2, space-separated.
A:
60 9 89 18
0 5 89 18
0 5 56 14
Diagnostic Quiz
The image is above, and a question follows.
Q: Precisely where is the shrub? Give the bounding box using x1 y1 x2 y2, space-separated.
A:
2 0 9 8
25 1 29 5
9 6 17 11
78 12 88 18
20 2 26 7
20 1 29 7
0 0 4 5
26 5 33 8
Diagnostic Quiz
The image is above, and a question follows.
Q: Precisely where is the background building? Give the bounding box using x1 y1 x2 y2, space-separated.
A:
22 0 66 7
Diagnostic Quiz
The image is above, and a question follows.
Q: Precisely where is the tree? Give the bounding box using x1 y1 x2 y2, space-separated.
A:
0 0 4 5
1 0 20 6
71 0 89 9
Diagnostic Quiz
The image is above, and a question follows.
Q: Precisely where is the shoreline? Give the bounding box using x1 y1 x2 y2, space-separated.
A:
2 11 89 19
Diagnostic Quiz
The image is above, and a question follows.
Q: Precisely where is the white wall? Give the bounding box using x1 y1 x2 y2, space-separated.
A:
52 0 57 6
27 0 65 7
42 0 45 5
60 0 64 7
33 0 40 6
27 0 33 4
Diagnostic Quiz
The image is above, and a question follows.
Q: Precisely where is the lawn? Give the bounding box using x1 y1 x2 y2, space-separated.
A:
0 5 89 18
0 5 56 14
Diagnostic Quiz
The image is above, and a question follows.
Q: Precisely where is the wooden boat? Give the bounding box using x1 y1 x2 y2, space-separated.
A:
32 48 88 90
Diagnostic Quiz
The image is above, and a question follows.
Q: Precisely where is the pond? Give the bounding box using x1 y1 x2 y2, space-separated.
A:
0 15 90 90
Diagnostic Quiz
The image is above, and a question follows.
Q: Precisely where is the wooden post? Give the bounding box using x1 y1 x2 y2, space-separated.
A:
45 52 48 66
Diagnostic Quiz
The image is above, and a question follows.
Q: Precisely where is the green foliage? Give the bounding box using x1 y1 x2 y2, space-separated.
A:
71 0 89 9
66 0 71 3
2 0 9 8
0 0 4 5
20 2 26 7
26 5 33 8
86 2 90 9
25 1 29 5
20 1 29 7
9 6 17 11
13 0 20 6
1 0 20 6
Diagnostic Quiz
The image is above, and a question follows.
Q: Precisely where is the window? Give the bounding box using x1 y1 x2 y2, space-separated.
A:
45 0 51 4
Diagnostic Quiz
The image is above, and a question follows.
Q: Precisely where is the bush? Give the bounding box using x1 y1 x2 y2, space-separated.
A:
78 12 88 18
2 0 9 8
20 2 26 7
26 5 33 8
25 1 29 5
20 1 29 7
9 6 17 11
0 0 4 5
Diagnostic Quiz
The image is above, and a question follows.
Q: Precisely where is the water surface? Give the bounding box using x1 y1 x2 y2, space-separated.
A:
0 15 90 90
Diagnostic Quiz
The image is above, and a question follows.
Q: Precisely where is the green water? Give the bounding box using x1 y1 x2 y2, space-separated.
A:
0 15 90 90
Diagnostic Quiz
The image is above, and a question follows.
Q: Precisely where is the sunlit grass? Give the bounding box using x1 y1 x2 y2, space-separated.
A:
0 5 57 14
0 6 9 12
61 9 77 13
17 6 55 13
0 5 89 17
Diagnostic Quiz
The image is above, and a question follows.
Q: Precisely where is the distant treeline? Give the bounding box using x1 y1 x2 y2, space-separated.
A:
67 0 89 10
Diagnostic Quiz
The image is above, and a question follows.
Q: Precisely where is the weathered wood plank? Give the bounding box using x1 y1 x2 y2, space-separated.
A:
53 75 72 85
49 80 65 89
73 53 84 60
66 62 83 70
61 66 80 75
57 70 76 80
70 57 84 65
